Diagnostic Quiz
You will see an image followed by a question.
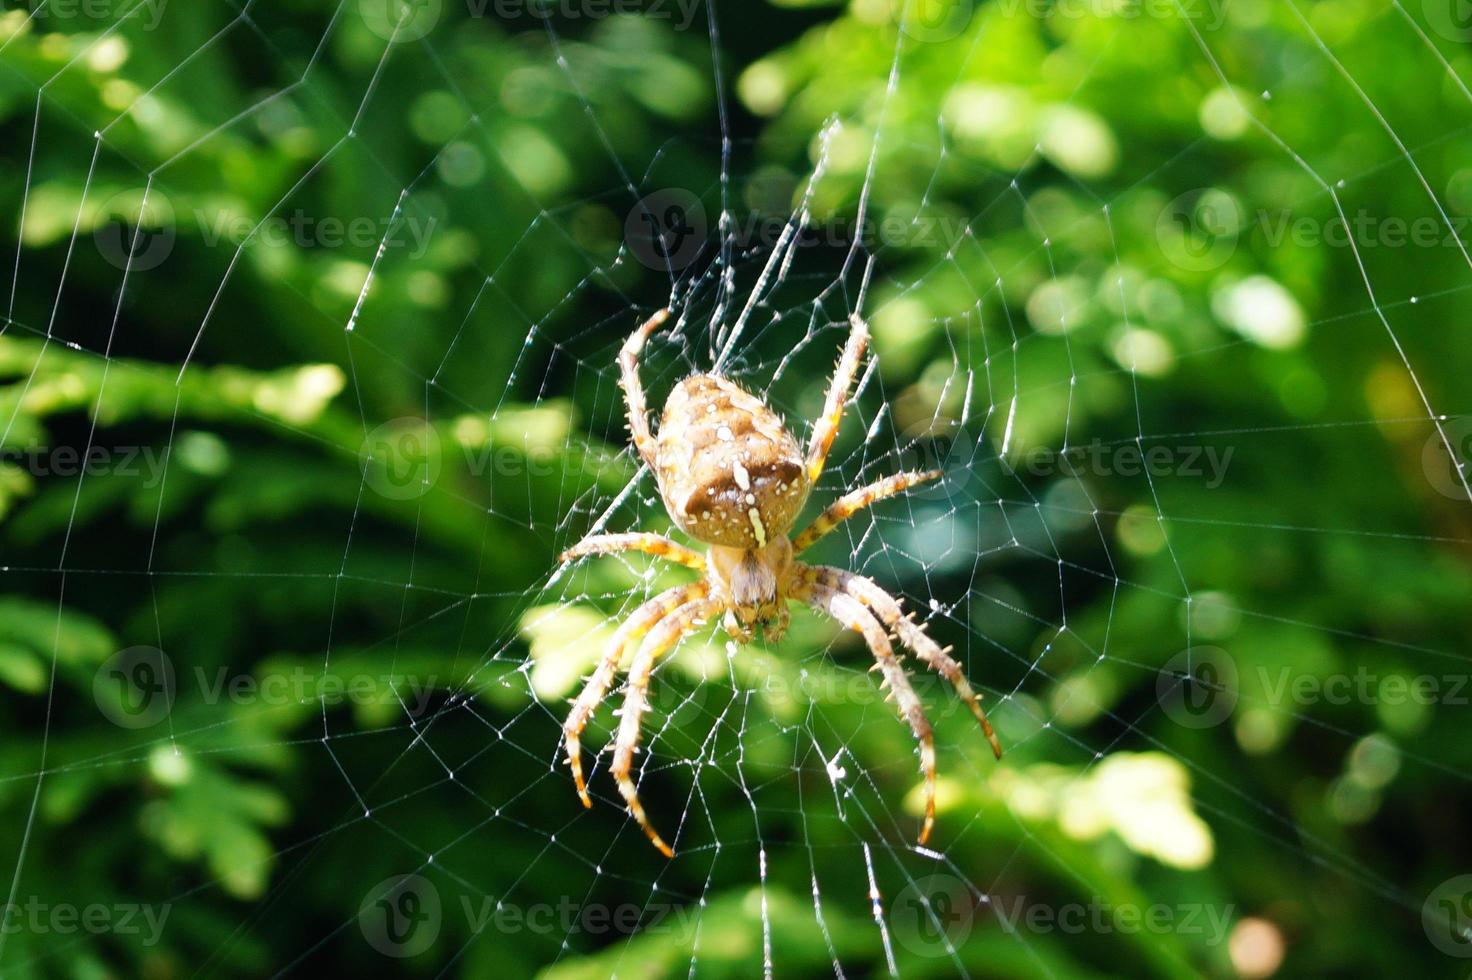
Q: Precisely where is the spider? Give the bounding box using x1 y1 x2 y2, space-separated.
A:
557 308 1002 857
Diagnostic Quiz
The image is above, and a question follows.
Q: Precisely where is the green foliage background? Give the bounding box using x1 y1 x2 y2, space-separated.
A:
1 0 1470 976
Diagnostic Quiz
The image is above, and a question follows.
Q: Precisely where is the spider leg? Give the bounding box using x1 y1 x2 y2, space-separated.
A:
610 596 721 858
563 582 708 807
618 308 671 470
791 470 942 553
804 313 871 485
810 565 1001 759
807 582 939 847
559 532 706 571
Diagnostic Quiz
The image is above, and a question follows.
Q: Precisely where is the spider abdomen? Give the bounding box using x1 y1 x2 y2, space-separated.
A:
655 374 809 548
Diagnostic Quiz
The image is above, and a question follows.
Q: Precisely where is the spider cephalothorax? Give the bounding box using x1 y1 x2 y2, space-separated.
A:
558 308 1002 857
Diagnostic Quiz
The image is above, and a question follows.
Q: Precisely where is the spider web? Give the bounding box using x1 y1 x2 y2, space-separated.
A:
1 0 1470 975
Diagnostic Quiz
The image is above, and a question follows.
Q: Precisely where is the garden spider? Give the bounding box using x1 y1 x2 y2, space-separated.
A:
558 308 1002 857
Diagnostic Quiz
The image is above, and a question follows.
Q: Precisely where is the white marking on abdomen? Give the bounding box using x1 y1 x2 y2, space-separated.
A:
747 507 767 547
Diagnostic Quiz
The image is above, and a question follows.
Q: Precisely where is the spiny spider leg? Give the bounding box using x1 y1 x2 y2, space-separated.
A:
807 582 939 846
559 532 706 571
618 308 671 470
804 313 870 485
791 470 942 553
610 596 720 858
810 565 1001 759
563 582 708 807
